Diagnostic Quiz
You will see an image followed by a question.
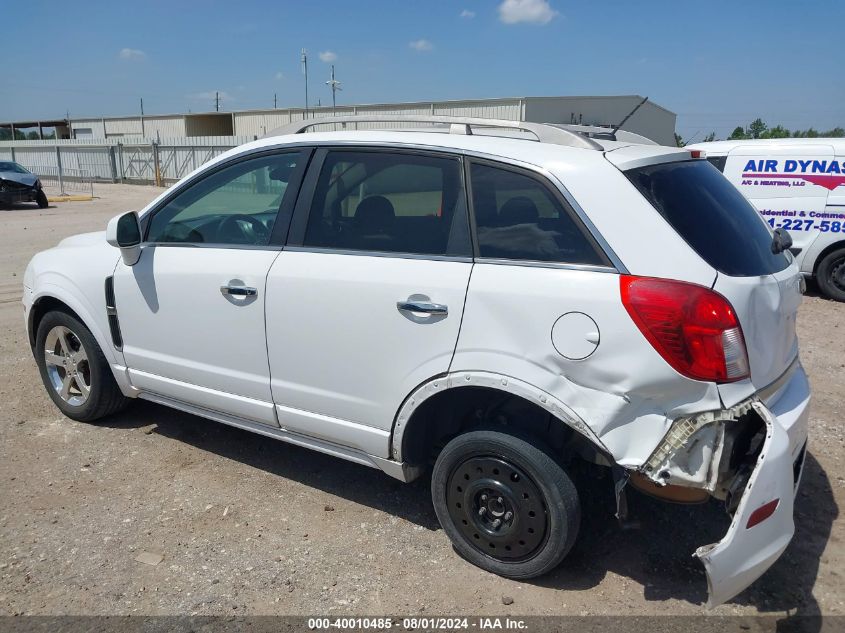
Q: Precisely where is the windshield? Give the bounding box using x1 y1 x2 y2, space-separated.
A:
0 162 30 174
626 159 790 277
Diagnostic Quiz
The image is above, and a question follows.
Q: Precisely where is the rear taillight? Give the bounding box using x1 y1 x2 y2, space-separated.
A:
620 275 750 383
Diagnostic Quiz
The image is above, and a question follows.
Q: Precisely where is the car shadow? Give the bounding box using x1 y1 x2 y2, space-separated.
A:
0 202 50 211
101 400 440 529
101 401 837 619
539 452 835 619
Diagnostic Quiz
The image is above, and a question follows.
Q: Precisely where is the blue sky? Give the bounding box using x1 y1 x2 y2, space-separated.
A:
2 0 843 140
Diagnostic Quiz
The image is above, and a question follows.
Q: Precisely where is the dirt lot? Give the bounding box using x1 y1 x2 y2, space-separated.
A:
0 184 842 618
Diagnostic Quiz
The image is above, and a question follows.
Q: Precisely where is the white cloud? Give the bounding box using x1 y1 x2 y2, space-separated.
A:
460 9 476 18
498 0 558 24
318 51 338 63
409 38 433 52
275 71 285 80
118 48 146 60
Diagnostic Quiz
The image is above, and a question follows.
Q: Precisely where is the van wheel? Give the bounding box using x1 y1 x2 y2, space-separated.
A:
431 429 580 579
35 310 130 422
817 247 845 302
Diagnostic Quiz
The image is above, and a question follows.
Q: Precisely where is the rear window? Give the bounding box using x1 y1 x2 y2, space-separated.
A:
626 160 789 276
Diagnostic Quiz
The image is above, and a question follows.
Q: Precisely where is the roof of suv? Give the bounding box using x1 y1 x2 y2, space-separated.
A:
246 129 690 172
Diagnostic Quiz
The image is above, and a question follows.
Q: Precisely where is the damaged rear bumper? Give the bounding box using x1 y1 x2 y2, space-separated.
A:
640 360 810 607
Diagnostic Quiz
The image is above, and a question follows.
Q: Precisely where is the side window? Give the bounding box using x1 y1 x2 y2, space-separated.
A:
147 152 301 245
303 151 470 256
470 163 606 265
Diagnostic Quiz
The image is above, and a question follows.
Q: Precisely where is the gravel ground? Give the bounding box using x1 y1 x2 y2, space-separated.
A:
0 184 842 617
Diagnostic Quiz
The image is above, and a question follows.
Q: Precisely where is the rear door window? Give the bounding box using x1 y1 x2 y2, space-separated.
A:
626 160 790 276
469 162 607 265
302 150 470 257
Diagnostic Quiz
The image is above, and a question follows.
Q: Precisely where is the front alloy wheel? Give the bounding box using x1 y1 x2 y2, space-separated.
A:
432 429 581 579
35 310 130 421
43 325 91 406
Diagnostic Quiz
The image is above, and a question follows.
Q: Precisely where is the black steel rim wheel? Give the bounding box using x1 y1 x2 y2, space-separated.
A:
830 255 845 293
446 455 549 561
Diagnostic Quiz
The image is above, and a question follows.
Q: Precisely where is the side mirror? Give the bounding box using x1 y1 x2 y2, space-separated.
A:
106 211 142 266
771 227 793 255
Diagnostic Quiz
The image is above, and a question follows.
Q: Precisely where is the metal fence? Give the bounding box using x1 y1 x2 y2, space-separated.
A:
28 166 95 197
0 136 253 187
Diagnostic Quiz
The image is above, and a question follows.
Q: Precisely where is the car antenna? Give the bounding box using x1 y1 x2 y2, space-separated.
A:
612 96 649 134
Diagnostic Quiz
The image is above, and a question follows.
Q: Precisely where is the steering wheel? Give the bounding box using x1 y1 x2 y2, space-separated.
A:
216 214 270 245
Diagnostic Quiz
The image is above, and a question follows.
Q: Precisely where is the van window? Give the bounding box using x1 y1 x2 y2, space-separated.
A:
303 151 470 257
470 163 606 265
626 160 790 276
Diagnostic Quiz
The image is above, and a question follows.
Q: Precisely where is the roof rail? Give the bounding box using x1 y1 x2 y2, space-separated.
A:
263 115 603 150
549 123 658 145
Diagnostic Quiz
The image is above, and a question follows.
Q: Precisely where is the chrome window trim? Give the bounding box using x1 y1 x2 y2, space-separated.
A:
474 257 617 274
141 242 284 252
284 244 473 264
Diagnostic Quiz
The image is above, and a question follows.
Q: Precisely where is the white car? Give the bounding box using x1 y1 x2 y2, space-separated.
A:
23 116 809 607
687 138 845 301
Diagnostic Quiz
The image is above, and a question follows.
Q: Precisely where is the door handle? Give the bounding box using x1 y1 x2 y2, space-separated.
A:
397 300 448 316
220 285 258 297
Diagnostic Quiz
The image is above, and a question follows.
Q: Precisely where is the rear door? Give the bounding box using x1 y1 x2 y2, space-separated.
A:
626 159 801 404
264 147 473 456
723 144 835 271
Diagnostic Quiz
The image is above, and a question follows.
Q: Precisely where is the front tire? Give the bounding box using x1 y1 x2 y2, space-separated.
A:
432 429 580 579
36 190 49 209
816 247 845 302
34 310 129 422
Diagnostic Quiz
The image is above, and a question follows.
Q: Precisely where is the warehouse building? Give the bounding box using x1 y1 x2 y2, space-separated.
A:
53 95 675 145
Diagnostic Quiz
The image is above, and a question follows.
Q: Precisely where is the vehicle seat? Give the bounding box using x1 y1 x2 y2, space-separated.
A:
354 195 395 233
499 196 539 225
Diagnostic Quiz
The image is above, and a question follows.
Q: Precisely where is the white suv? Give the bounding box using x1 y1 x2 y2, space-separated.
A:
22 116 810 607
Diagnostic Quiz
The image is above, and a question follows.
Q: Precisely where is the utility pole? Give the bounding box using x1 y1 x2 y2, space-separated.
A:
215 91 220 112
326 64 342 114
274 93 277 109
301 48 309 118
140 97 145 137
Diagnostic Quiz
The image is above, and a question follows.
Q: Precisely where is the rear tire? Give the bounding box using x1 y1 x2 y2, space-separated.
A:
431 429 580 579
36 190 49 209
34 310 130 422
816 247 845 302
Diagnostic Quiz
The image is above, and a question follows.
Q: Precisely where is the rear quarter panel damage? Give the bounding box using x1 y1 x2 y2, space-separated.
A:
448 264 724 467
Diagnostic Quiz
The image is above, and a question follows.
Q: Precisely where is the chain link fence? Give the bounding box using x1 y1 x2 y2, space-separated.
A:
0 137 252 189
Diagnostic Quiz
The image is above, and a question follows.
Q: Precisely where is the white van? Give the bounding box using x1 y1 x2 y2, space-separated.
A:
687 138 845 301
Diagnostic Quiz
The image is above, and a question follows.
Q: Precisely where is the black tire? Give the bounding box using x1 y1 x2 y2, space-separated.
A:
816 247 845 302
432 429 580 579
36 190 49 209
34 310 130 422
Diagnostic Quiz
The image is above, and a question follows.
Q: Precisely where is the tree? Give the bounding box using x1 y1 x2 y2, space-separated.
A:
729 126 748 140
748 118 767 139
702 132 717 142
761 125 791 139
674 132 685 147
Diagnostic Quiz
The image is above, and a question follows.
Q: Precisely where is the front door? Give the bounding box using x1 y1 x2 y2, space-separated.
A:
113 149 306 425
265 148 473 456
